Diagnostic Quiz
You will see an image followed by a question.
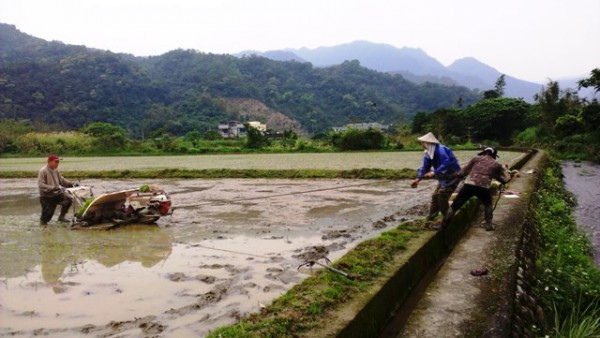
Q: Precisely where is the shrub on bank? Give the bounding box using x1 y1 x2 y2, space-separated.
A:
15 131 94 155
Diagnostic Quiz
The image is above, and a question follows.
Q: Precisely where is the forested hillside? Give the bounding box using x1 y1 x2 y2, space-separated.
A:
0 23 481 137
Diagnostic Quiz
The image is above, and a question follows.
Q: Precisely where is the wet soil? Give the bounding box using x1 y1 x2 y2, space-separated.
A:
0 178 435 337
561 160 600 265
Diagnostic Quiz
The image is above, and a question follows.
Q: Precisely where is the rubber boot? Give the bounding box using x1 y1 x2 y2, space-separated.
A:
57 205 70 223
438 207 455 232
484 204 494 231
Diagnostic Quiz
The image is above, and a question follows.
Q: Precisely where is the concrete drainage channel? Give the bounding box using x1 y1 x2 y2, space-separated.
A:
377 149 539 338
279 148 540 338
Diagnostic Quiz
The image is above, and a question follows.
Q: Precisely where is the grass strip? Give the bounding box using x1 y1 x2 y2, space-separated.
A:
0 168 416 180
206 221 426 338
531 157 600 336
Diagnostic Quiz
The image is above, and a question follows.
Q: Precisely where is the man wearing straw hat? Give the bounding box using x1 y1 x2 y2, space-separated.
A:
410 132 461 227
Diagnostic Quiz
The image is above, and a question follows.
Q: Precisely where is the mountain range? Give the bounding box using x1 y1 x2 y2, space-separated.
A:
239 40 595 103
1 23 595 137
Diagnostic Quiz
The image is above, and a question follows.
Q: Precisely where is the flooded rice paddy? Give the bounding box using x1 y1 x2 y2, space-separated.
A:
0 178 436 337
0 151 527 337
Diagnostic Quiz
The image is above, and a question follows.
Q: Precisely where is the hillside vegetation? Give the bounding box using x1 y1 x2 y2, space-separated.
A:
0 23 479 137
1 23 599 161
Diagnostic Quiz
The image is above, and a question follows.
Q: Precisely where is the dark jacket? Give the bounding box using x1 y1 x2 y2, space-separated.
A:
458 155 511 189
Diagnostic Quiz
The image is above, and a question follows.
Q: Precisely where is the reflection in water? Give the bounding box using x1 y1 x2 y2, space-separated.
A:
40 225 173 286
562 161 600 265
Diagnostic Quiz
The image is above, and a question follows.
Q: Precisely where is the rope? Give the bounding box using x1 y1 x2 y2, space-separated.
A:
188 243 273 259
174 180 391 209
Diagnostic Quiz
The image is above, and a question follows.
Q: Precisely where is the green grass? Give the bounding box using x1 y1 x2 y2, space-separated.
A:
532 157 600 336
550 301 600 338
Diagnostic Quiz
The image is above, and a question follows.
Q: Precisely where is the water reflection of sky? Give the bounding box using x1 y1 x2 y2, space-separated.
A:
561 161 600 265
1 243 198 331
0 234 314 334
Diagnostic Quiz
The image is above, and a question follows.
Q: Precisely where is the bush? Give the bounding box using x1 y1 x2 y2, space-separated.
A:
513 127 540 146
14 131 94 155
334 128 386 151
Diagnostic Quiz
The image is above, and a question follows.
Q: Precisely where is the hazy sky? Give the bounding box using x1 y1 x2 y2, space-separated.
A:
1 0 598 83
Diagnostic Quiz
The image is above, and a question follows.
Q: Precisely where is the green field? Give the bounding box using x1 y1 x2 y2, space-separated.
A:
0 151 525 172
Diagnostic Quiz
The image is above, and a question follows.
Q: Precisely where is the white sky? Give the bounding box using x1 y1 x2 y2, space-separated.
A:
1 0 598 83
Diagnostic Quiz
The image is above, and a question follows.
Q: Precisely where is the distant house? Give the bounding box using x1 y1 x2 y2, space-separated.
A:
218 120 267 138
332 122 390 133
247 121 267 133
219 121 246 138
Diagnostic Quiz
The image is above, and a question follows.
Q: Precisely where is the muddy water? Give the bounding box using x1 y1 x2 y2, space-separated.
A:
561 161 600 265
0 178 434 337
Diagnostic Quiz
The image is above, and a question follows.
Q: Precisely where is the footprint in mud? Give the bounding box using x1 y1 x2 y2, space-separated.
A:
51 281 80 293
196 275 217 284
294 245 330 261
264 268 301 284
263 283 286 292
404 203 429 216
167 272 188 282
372 214 409 229
196 263 249 276
322 229 352 240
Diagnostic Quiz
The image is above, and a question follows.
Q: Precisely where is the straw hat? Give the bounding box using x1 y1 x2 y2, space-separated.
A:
417 132 439 144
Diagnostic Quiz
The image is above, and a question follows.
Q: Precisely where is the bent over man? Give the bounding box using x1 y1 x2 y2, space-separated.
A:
442 147 512 231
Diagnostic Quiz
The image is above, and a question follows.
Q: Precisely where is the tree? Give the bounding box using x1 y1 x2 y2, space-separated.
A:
482 74 506 99
184 130 203 147
495 74 506 97
80 122 127 150
335 128 386 150
578 68 600 93
244 123 269 149
281 128 298 148
0 119 33 153
581 101 600 130
411 111 430 134
461 98 531 145
428 108 465 142
534 80 562 134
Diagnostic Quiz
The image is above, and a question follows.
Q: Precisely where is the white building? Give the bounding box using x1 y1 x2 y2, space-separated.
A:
218 121 267 138
332 122 390 133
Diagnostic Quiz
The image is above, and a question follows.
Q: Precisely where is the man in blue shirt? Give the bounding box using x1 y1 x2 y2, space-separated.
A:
410 132 461 224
